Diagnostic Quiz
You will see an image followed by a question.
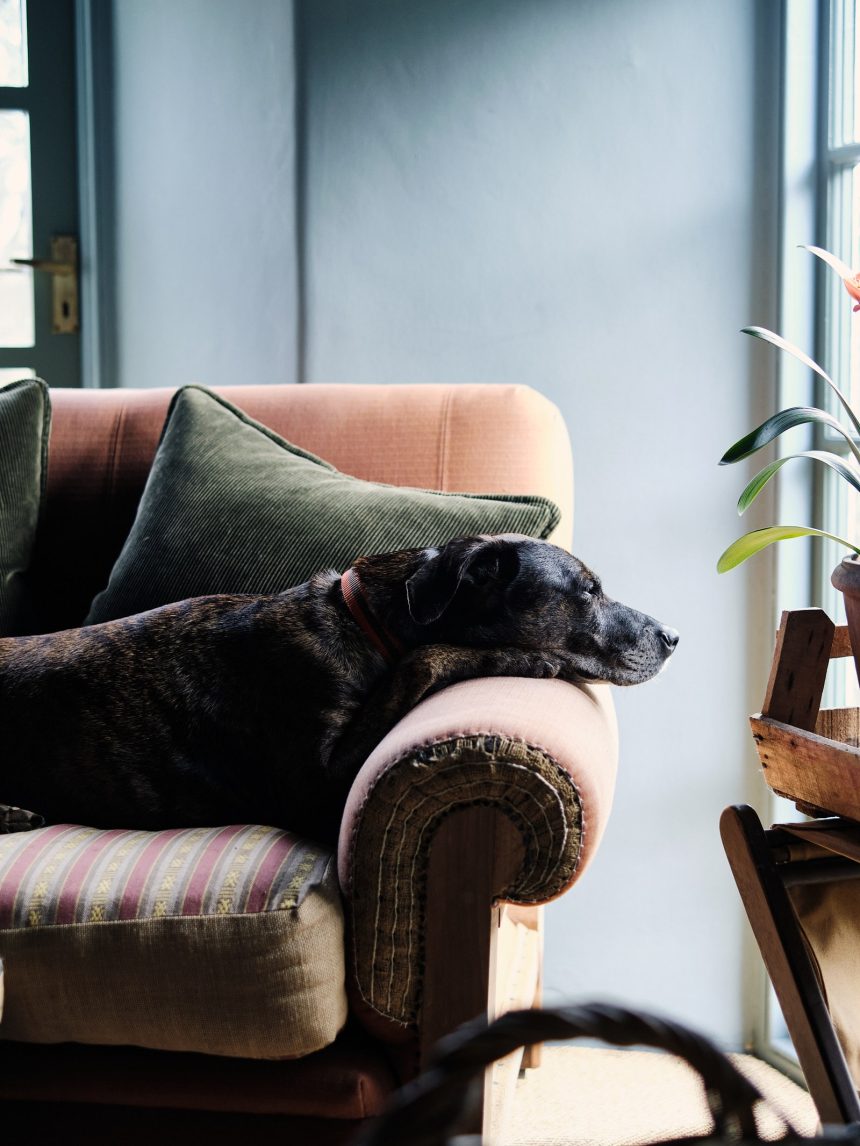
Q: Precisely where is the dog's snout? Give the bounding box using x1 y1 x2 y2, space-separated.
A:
658 625 679 652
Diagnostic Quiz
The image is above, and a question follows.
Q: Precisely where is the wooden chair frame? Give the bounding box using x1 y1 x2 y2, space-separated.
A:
721 803 860 1123
420 805 543 1138
722 607 860 1124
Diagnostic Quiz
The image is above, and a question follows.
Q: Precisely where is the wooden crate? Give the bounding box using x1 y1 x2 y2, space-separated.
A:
752 609 860 819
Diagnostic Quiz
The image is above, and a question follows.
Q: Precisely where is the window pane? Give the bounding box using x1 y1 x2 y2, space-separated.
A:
0 367 34 385
828 162 860 410
848 163 860 409
0 0 26 87
821 464 860 708
0 109 33 347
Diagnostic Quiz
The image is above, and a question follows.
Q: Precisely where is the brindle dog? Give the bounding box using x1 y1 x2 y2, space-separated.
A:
0 534 677 844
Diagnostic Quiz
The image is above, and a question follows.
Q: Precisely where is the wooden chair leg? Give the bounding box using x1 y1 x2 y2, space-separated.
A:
510 905 543 1070
720 804 860 1124
419 805 526 1140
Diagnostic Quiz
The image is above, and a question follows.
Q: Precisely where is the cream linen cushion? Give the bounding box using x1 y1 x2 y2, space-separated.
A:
0 823 346 1059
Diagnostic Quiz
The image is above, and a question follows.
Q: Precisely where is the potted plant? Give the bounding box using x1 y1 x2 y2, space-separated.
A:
719 245 860 680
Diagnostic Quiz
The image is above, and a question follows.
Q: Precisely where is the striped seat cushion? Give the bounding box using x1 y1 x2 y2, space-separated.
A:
0 823 347 1059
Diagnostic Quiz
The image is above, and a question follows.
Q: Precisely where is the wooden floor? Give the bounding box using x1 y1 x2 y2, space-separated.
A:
498 1047 818 1146
0 1047 818 1146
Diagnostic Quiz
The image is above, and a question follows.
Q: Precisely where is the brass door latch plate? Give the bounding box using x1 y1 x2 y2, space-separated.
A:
12 235 79 334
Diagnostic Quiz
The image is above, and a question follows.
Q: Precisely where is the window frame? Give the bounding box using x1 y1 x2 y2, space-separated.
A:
814 0 860 645
751 0 822 1080
758 0 860 1079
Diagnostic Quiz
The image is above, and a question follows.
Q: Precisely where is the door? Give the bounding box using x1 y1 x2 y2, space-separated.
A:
0 0 80 388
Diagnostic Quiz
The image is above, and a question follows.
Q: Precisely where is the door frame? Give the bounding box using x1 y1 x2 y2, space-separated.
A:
75 0 115 389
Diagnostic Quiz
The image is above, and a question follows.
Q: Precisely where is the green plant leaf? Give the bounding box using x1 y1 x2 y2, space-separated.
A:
800 244 857 281
717 525 860 573
720 406 860 466
737 451 860 514
742 325 860 437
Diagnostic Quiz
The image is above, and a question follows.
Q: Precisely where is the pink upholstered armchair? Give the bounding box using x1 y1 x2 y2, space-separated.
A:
0 383 617 1143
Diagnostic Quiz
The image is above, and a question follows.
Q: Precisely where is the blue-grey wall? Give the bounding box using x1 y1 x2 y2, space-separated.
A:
110 0 299 389
108 0 783 1046
298 0 781 1046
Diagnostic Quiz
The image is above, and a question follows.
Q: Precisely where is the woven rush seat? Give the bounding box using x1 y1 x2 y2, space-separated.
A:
0 822 347 1059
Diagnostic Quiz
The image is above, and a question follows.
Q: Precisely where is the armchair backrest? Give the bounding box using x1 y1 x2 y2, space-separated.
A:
33 383 573 633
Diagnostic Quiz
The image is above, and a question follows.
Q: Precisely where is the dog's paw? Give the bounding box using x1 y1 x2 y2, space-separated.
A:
533 653 565 679
490 648 566 680
520 650 591 684
0 804 45 833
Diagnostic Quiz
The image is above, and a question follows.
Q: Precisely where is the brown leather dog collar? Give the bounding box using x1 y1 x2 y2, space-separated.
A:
340 568 405 665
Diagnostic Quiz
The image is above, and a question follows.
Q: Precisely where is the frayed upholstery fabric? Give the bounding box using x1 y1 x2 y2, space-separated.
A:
344 734 581 1027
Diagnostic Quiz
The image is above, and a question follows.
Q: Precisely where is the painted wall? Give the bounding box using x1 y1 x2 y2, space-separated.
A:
298 0 781 1046
109 0 299 389
107 0 784 1046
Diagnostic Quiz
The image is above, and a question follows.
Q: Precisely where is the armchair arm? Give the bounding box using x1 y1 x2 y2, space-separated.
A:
337 675 618 1041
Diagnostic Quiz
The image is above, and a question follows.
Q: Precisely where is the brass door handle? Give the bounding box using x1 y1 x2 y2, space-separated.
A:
11 257 75 275
8 236 78 334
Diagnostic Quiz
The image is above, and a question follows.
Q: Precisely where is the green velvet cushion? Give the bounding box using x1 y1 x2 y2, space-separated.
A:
0 378 50 636
85 385 560 623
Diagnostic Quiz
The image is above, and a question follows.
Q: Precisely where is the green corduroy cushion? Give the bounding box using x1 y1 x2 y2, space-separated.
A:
0 378 50 637
85 385 561 624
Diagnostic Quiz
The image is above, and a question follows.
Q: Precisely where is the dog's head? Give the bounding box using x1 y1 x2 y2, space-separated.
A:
402 534 678 686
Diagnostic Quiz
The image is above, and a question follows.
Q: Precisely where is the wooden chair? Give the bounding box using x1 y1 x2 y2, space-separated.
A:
721 609 860 1124
721 804 860 1123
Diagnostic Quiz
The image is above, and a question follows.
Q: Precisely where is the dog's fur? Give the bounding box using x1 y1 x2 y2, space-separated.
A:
0 535 677 843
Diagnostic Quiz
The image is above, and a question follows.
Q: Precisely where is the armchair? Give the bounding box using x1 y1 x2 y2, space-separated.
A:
0 383 618 1142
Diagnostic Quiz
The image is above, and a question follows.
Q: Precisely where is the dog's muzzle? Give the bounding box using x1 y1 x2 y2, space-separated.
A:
658 626 680 652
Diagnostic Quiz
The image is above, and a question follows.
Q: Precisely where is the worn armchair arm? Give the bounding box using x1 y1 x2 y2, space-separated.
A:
337 675 618 1056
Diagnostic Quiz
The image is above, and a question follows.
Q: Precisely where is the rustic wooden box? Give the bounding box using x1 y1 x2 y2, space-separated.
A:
752 610 860 820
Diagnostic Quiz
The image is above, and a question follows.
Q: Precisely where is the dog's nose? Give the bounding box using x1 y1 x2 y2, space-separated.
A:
658 626 679 651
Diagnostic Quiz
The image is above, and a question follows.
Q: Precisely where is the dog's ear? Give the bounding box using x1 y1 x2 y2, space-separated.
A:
406 538 520 626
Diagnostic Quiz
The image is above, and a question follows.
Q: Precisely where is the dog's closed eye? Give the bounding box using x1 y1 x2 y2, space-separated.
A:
578 579 600 601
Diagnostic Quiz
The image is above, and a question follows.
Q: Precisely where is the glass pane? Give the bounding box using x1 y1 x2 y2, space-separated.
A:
827 169 860 441
0 0 26 87
830 0 854 144
846 166 860 408
0 367 34 386
768 984 798 1061
823 465 860 707
0 109 33 347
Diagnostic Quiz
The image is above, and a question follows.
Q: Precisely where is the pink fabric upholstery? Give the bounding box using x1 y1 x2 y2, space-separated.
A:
36 383 573 632
339 676 618 898
6 380 617 1124
47 383 573 519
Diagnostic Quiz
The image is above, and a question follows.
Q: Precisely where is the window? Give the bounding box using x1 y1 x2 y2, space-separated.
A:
759 0 860 1077
0 0 80 388
0 0 34 369
819 0 860 649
